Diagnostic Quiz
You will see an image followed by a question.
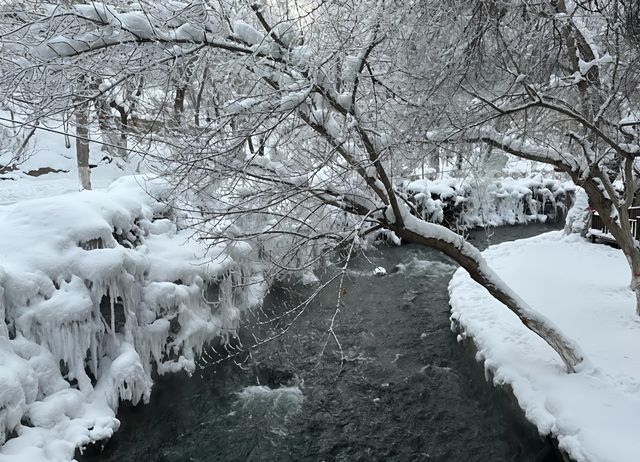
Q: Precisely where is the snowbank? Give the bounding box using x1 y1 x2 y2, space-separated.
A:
0 176 265 461
449 232 640 462
403 173 573 229
0 125 139 205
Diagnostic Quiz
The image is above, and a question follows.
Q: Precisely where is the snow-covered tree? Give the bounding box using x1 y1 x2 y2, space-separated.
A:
423 0 640 315
0 0 587 371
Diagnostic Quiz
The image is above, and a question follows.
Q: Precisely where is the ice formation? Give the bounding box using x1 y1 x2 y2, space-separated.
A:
0 176 266 461
402 172 573 229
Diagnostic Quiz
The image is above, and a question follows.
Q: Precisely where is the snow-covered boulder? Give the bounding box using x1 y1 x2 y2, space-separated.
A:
0 176 266 461
564 187 589 236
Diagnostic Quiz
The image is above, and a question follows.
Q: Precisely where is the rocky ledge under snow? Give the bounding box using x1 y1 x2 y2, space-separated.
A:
401 173 573 229
0 176 266 461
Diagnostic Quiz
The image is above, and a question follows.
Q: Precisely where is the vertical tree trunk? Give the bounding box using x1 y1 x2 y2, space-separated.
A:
194 66 208 128
63 113 71 149
174 86 186 124
429 147 440 178
75 99 92 191
173 56 198 125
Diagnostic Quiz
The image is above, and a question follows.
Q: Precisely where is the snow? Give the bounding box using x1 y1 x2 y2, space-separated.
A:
402 168 572 229
116 12 156 40
373 266 386 277
426 128 587 176
301 270 319 285
564 187 589 235
272 22 299 48
0 127 139 205
174 23 205 42
279 90 309 111
341 55 362 83
233 20 265 46
73 3 118 24
578 54 612 76
0 170 264 459
402 211 482 261
449 231 640 462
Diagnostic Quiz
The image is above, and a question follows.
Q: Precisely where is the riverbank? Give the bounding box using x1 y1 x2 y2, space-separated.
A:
0 176 266 462
449 231 640 462
76 224 564 462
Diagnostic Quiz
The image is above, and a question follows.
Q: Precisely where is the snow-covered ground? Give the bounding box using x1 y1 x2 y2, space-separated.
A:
0 128 140 205
449 231 640 462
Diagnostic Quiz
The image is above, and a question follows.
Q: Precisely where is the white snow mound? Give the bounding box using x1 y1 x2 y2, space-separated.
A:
449 231 640 462
0 176 264 461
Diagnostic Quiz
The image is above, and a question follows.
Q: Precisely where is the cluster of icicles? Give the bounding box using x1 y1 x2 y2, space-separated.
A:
0 177 265 458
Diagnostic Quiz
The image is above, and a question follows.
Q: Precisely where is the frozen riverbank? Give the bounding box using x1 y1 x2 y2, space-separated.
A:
0 127 578 460
449 231 640 462
78 224 564 462
0 176 265 462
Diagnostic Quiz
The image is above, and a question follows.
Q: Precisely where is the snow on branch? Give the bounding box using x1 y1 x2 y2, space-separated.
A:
425 127 587 176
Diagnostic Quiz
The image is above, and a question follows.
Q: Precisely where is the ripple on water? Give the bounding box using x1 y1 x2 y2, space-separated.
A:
233 385 304 415
392 257 457 277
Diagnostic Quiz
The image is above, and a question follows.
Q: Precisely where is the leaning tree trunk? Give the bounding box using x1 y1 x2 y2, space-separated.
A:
388 213 586 373
75 98 91 191
614 204 640 315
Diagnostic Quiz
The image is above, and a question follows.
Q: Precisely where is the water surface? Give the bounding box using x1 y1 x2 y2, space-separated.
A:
79 223 562 462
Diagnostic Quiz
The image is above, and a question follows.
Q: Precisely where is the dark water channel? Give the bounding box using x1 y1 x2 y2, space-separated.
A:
79 223 563 462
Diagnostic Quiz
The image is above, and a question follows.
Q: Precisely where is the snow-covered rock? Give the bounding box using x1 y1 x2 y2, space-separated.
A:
373 266 386 277
0 175 266 461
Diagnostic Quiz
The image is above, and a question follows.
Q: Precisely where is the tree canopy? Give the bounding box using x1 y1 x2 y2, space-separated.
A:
5 0 640 371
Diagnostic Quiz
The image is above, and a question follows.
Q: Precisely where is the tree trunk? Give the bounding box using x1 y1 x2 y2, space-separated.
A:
75 99 91 191
389 213 586 373
174 86 186 124
63 113 71 149
626 251 640 316
608 219 640 316
580 177 640 315
109 101 128 159
615 205 640 315
194 66 208 128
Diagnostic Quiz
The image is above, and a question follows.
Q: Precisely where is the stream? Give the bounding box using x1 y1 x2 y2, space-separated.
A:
79 223 563 462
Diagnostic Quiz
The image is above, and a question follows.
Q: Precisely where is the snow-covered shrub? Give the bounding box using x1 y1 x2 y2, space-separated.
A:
402 177 464 226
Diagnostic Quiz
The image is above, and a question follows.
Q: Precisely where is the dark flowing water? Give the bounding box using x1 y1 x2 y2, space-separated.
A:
79 223 563 462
